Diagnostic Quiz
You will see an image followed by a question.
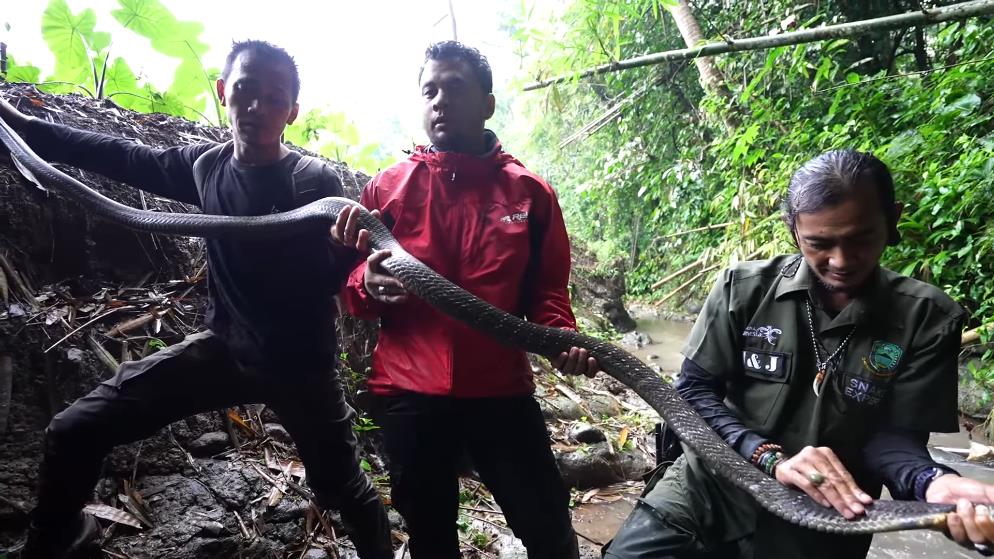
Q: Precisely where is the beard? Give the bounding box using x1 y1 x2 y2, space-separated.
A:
812 265 878 296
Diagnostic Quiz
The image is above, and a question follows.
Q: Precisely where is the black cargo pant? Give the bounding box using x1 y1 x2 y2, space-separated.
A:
32 330 392 559
379 391 579 559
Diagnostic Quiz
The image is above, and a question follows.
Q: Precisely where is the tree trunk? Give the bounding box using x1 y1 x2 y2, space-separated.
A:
669 1 727 96
668 0 738 128
912 25 932 71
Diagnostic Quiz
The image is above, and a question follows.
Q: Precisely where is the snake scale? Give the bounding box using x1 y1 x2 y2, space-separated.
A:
0 116 955 534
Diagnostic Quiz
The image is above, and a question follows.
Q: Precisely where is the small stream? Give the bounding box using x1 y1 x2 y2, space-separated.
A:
571 314 994 558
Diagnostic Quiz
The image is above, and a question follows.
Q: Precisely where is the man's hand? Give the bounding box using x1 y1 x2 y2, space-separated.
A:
363 249 409 304
927 474 994 552
773 445 873 519
331 206 381 253
552 347 599 378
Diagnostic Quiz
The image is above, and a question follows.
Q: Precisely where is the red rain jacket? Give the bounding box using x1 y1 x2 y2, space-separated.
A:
341 140 577 397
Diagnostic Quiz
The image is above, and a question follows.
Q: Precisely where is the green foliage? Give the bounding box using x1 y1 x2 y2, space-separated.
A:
4 55 41 84
511 2 994 390
7 0 220 124
40 0 111 96
111 0 223 123
354 415 380 433
4 0 393 168
513 2 994 337
285 108 397 175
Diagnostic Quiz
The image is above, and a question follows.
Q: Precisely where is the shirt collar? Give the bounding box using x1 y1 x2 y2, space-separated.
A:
775 256 887 330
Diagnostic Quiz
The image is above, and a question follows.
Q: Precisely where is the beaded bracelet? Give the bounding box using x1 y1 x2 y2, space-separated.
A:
758 450 785 476
750 442 783 466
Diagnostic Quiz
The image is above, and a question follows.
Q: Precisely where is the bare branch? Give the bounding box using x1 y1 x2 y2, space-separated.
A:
524 0 994 91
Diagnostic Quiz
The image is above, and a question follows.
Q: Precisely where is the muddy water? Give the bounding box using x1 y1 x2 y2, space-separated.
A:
624 314 694 373
572 314 994 558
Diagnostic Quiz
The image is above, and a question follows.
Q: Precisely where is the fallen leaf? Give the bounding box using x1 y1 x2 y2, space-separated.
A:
83 503 142 529
967 441 994 462
581 488 599 503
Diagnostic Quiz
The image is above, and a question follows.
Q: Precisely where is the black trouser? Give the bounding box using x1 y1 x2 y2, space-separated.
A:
379 392 579 559
31 330 392 559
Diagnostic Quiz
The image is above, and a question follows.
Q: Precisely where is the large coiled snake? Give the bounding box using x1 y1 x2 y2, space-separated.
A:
0 117 956 535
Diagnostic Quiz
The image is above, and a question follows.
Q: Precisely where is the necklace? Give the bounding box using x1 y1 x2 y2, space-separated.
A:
805 299 856 397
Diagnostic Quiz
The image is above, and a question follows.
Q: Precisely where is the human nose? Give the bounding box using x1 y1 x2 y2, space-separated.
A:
432 89 448 111
829 247 852 270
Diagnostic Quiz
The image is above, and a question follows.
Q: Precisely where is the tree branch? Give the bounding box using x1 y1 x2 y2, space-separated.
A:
524 0 994 91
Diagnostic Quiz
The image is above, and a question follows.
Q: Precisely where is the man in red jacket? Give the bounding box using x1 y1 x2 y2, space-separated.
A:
334 41 597 558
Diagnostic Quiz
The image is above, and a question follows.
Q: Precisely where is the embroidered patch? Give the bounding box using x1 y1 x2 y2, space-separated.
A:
842 373 889 407
742 350 789 380
869 341 903 372
742 325 783 345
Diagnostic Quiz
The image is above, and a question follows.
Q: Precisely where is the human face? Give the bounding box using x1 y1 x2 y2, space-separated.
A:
793 187 901 293
420 58 495 154
216 51 299 154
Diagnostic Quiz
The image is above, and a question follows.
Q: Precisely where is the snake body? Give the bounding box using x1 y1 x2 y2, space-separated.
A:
0 117 954 534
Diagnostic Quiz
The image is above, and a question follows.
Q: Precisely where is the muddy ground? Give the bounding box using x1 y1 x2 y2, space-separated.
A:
0 83 648 558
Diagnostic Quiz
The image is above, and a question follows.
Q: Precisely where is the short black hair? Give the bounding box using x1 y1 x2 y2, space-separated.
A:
419 41 493 94
782 149 900 245
221 40 300 102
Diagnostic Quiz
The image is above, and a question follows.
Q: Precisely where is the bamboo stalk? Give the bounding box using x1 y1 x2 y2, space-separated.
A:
662 221 733 239
962 323 994 346
655 250 762 307
656 263 722 307
524 0 994 90
650 258 703 291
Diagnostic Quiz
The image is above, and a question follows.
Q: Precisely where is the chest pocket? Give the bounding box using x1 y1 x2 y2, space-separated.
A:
829 364 897 417
732 341 794 431
828 340 902 417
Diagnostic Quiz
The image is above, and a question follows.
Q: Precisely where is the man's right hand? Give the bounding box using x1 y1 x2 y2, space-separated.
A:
774 445 873 520
363 249 408 304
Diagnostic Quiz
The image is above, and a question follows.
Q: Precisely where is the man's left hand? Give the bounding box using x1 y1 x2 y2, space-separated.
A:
331 206 381 253
927 474 994 552
553 347 599 378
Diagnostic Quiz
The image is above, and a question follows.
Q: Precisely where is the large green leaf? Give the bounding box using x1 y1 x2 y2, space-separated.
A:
41 0 111 88
941 93 981 117
3 55 41 84
112 0 214 120
101 57 145 109
112 0 209 58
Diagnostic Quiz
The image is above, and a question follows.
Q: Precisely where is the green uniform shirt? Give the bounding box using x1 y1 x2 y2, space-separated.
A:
675 255 964 556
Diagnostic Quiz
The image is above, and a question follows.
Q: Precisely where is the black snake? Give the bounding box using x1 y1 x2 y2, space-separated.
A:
0 117 955 535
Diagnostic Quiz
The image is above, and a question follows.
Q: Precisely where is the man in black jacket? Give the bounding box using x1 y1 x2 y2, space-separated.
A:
0 40 392 559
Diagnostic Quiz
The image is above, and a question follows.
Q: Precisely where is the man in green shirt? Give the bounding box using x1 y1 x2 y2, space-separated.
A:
603 150 994 558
